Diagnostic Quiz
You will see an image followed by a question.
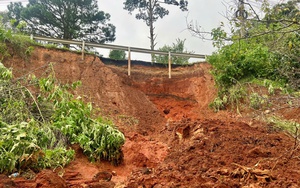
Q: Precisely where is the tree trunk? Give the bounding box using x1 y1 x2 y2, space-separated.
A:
149 0 156 64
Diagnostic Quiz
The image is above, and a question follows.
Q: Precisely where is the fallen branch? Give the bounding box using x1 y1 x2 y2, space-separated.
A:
231 162 275 182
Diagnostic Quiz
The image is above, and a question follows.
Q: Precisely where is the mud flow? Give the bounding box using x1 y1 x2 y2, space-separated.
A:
2 47 300 187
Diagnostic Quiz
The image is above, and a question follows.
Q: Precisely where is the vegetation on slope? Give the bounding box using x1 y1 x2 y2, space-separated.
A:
207 0 300 116
0 21 125 175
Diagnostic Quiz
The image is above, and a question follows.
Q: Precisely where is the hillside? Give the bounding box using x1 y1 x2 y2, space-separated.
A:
1 46 300 187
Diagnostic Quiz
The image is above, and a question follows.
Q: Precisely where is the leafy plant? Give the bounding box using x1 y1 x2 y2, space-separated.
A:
154 38 191 65
109 49 126 60
36 148 75 169
8 0 116 45
0 20 35 61
212 84 246 113
123 0 188 61
208 40 280 89
249 93 268 110
268 116 300 137
0 120 72 174
0 60 125 174
77 122 125 165
209 96 227 112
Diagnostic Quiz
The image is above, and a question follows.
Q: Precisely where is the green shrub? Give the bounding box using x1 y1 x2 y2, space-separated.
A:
209 96 227 112
249 93 268 110
0 63 125 174
109 49 126 60
36 66 125 165
0 120 73 174
36 148 75 169
208 41 280 89
154 38 191 65
77 122 125 165
268 116 300 137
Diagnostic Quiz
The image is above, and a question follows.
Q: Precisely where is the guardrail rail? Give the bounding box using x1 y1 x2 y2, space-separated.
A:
31 35 207 78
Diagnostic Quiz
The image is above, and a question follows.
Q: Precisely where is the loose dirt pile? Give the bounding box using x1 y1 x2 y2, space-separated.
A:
1 46 300 187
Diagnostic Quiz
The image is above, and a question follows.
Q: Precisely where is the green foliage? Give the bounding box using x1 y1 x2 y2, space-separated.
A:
6 2 23 27
124 0 188 54
0 120 72 174
209 84 246 113
0 63 29 124
208 40 280 89
7 0 116 44
109 50 126 60
36 66 125 165
154 38 191 65
0 64 74 174
123 0 188 24
268 116 300 136
0 12 10 26
0 62 12 80
0 20 35 61
207 0 300 112
249 93 268 110
247 1 300 89
0 62 125 174
0 20 10 59
211 26 227 49
77 122 125 165
36 148 75 169
209 96 227 112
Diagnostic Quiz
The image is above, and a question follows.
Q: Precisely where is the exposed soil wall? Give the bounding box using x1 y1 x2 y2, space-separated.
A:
1 46 300 188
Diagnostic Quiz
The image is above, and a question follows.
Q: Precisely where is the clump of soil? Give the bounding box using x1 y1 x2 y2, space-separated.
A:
1 46 300 187
127 118 300 187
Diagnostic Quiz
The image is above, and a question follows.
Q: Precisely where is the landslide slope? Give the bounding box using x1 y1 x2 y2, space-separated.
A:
2 46 300 187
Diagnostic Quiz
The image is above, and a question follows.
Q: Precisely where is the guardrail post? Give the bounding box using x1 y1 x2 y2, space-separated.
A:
168 51 171 78
128 47 131 76
82 41 85 60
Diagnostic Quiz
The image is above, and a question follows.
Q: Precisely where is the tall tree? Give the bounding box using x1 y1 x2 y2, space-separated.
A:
7 2 23 27
123 0 188 61
0 11 10 27
7 0 116 44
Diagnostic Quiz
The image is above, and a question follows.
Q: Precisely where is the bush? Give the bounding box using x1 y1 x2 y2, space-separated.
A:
109 49 126 60
208 41 281 89
0 62 125 174
154 38 191 65
37 67 125 165
77 122 125 165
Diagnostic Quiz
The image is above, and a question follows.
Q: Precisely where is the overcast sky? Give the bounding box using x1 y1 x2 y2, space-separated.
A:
0 0 283 62
97 0 228 61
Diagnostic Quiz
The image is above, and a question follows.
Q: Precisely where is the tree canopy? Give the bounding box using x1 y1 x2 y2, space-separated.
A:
123 0 188 59
154 38 190 65
7 0 116 44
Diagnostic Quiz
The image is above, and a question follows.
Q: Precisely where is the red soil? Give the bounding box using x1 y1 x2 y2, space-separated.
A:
1 46 300 187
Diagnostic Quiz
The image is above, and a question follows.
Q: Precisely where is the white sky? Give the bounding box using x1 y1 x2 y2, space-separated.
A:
0 0 282 61
97 0 228 61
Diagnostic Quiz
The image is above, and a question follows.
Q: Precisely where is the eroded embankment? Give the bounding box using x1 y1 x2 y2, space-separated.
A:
2 46 300 187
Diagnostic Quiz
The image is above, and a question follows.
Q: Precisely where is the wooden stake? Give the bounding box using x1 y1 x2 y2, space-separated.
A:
82 41 85 60
128 47 131 76
168 51 171 78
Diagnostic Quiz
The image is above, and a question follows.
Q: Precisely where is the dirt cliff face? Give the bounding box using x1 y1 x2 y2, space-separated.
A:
2 46 300 187
4 47 165 135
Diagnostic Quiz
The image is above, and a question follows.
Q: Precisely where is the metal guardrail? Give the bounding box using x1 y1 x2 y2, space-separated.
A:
31 35 207 78
32 35 207 59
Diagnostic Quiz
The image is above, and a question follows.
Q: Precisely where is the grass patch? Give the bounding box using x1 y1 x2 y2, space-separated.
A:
268 116 300 136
